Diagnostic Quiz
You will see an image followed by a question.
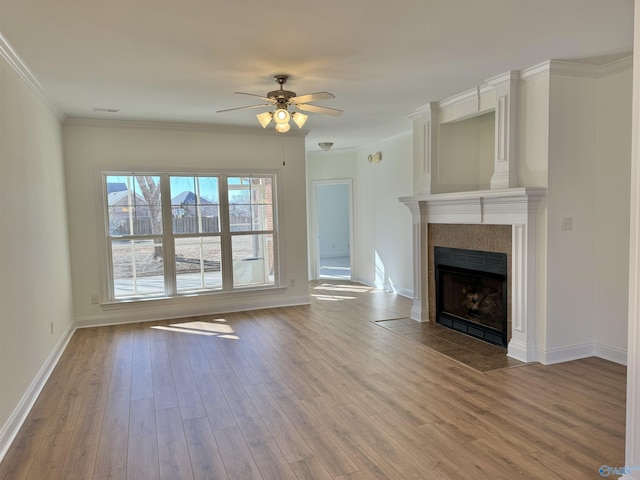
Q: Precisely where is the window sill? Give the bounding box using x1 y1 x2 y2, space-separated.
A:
100 284 288 310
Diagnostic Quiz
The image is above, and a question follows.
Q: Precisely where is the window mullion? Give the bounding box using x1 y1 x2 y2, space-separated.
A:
160 174 176 295
219 176 233 290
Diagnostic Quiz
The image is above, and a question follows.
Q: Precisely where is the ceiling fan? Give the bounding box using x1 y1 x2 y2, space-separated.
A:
217 74 343 133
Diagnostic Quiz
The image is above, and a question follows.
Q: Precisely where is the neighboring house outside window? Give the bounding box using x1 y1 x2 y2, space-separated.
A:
103 172 277 301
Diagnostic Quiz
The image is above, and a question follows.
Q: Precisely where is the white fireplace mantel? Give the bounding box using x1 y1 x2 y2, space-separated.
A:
399 187 546 363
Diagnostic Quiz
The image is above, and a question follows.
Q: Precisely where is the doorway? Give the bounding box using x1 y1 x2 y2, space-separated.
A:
313 180 353 280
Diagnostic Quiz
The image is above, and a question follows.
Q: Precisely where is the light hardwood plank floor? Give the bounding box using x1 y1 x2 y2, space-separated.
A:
0 281 626 479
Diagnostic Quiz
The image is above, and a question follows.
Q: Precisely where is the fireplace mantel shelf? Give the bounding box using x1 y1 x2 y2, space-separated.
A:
399 187 546 224
399 187 546 207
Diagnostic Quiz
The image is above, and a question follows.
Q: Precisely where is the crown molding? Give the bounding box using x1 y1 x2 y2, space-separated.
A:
438 86 480 109
521 56 632 83
410 101 439 120
0 32 65 121
594 55 633 76
549 59 612 78
485 70 520 88
519 60 552 82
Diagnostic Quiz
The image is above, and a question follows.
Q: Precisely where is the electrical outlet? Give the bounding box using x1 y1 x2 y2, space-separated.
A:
561 216 574 232
290 279 295 287
91 295 100 304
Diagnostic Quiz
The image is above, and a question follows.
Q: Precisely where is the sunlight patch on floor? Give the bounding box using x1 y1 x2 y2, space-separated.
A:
151 319 239 339
313 284 373 293
310 294 357 301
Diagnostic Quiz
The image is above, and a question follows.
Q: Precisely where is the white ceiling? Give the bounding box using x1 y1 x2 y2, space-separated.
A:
0 0 634 151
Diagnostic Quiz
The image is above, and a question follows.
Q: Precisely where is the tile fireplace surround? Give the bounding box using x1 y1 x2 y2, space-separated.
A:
400 187 546 363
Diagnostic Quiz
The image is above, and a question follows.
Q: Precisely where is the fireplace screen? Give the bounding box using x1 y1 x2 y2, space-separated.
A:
435 247 507 347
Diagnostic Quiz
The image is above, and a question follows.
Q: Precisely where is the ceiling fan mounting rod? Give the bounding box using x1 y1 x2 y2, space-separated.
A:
274 74 289 87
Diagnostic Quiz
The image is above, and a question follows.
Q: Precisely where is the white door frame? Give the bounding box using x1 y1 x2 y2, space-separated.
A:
310 179 354 280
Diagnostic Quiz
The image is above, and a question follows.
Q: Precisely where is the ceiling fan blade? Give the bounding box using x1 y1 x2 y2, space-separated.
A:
216 103 272 113
297 103 343 116
235 92 277 103
290 91 335 104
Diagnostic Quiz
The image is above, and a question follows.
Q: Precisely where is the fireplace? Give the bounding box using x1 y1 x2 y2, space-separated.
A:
435 246 508 347
400 188 545 362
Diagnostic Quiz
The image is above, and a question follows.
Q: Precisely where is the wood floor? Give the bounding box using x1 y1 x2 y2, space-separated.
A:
0 281 626 479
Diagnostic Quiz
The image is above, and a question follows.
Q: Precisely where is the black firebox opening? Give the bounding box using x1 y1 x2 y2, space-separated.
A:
435 247 508 347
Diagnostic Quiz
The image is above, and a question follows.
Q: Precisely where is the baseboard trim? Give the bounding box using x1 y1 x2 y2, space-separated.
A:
409 303 429 322
508 339 537 363
352 276 375 288
395 287 413 299
536 343 594 365
536 342 628 366
594 343 628 366
0 322 76 463
350 276 410 298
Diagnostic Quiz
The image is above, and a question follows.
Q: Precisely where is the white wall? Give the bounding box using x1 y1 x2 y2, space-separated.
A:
0 53 74 454
355 133 413 296
306 150 358 180
546 74 598 354
595 69 632 361
544 67 632 363
63 120 310 325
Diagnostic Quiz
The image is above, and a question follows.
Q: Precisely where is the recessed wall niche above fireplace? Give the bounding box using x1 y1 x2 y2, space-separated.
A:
435 247 508 347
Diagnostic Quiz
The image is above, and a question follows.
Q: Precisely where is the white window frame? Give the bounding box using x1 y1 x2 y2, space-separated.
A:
99 170 281 303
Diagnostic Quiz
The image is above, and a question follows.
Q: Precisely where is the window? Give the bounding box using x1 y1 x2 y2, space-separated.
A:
103 173 277 301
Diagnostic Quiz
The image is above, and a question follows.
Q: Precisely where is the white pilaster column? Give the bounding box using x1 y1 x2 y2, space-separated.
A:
401 200 429 322
409 102 439 196
507 220 537 362
487 71 520 190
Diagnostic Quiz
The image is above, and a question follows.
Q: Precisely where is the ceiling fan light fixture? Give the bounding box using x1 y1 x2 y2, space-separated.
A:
275 122 291 133
256 111 273 128
292 112 308 129
220 75 342 134
274 108 290 125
